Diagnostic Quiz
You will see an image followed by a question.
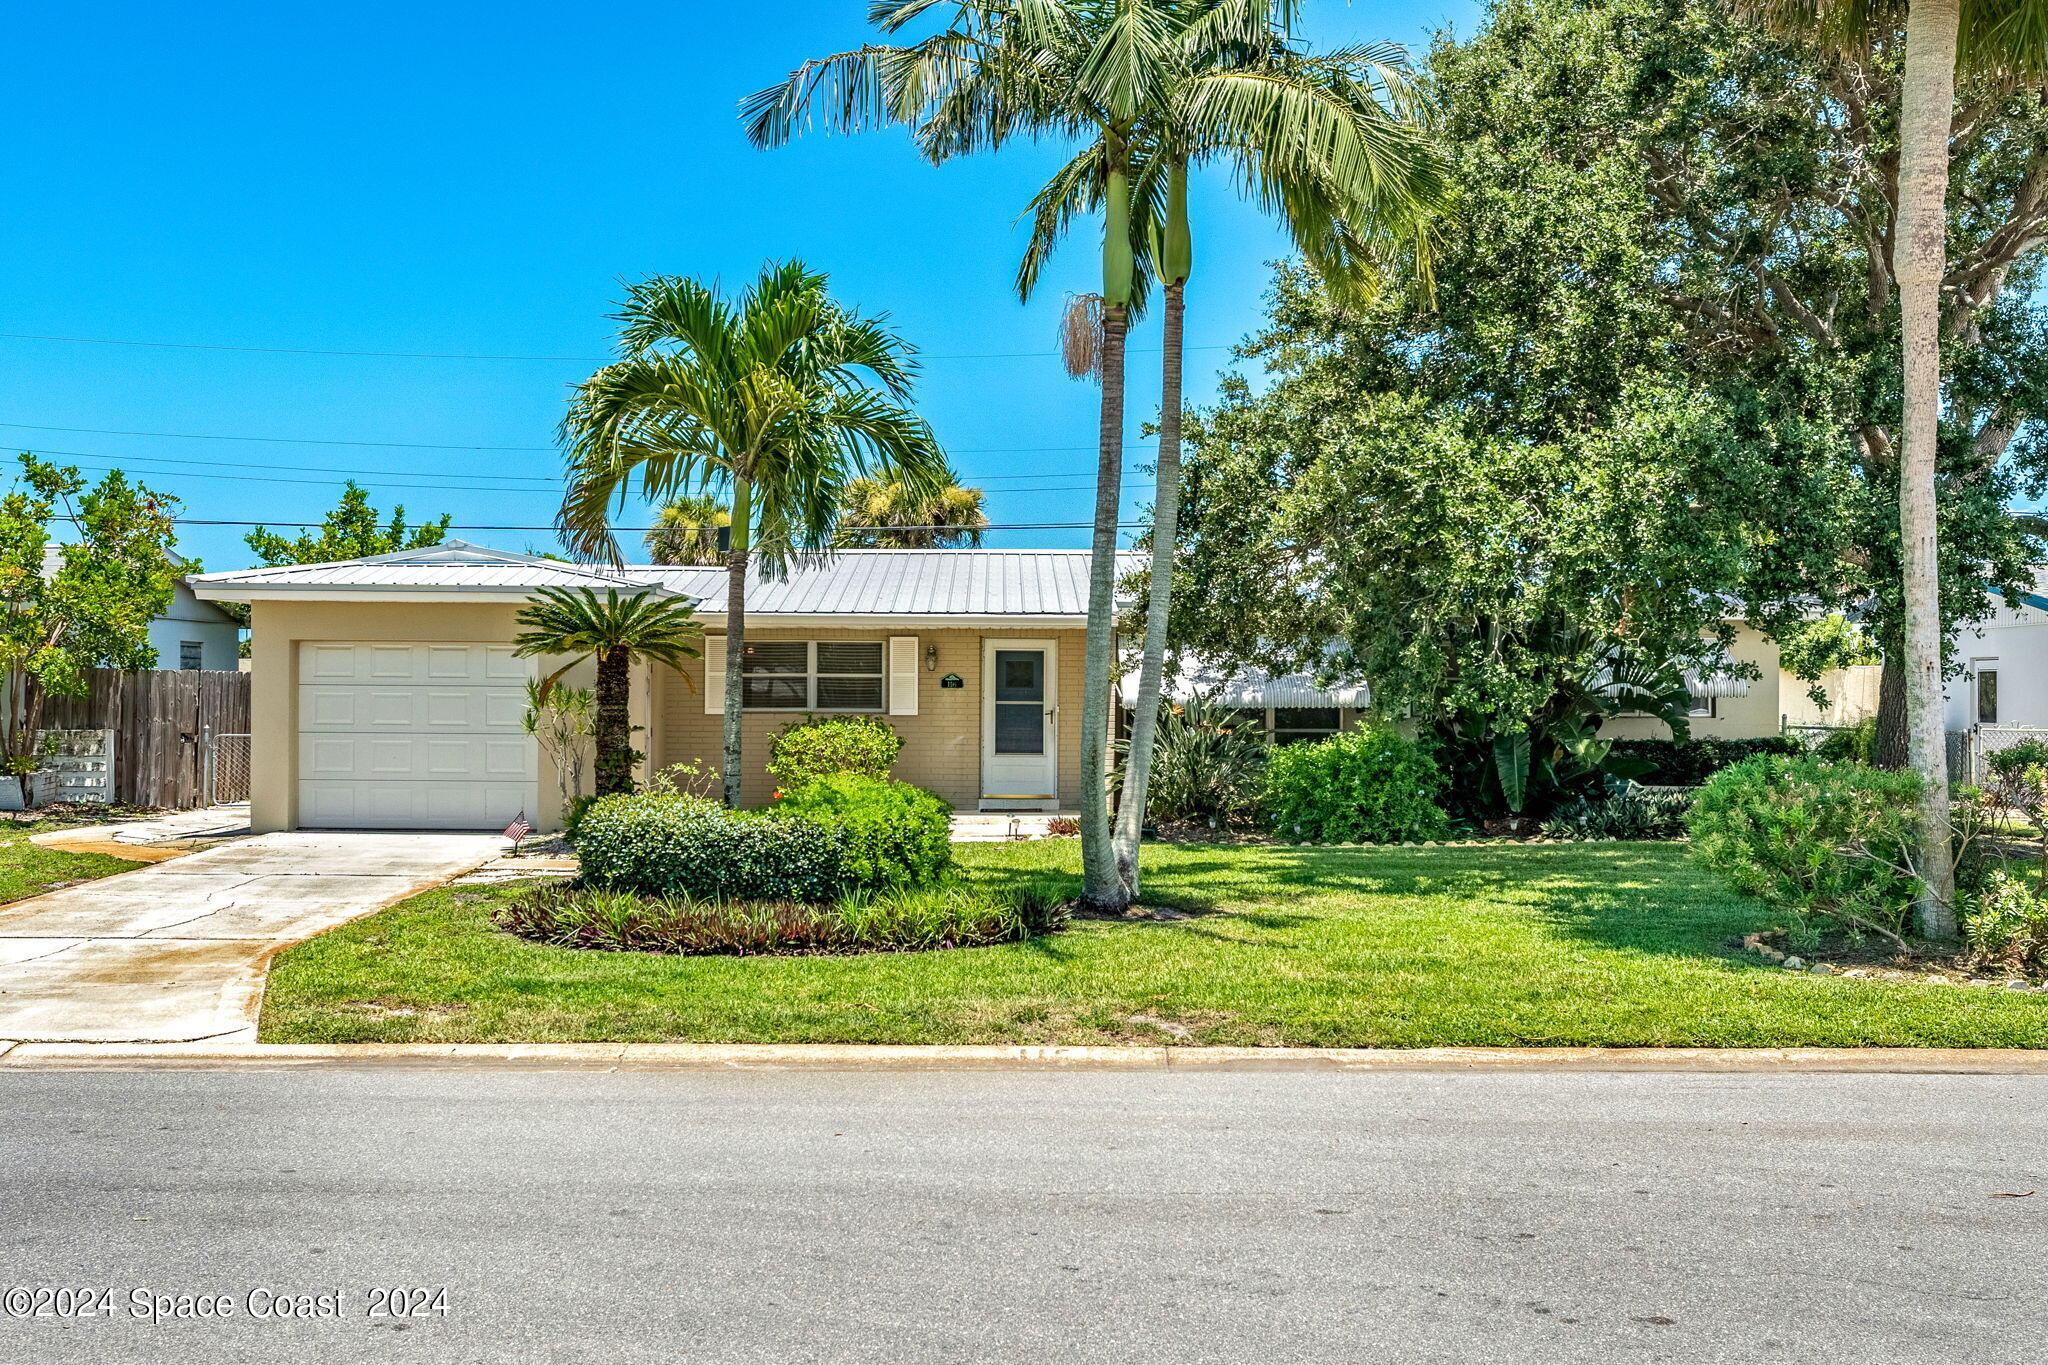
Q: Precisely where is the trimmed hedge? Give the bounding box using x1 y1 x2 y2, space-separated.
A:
573 776 953 902
774 774 952 891
767 716 904 791
1607 736 1803 787
1261 726 1452 844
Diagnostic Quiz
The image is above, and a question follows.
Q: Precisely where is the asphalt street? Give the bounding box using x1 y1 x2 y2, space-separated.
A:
1 1067 2044 1363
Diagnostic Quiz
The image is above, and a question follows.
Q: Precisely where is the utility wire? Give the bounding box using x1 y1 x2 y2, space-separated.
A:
0 331 1233 363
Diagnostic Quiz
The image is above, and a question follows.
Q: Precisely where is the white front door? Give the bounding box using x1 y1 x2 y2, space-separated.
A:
981 638 1059 811
295 642 539 829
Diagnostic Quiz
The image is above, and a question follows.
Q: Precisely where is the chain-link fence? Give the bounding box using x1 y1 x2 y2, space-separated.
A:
205 731 251 806
1947 725 2048 786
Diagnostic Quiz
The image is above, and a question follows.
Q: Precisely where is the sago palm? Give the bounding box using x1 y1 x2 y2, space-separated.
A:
1741 0 2048 937
747 0 1448 905
645 493 733 565
556 261 947 807
512 587 704 798
834 475 990 548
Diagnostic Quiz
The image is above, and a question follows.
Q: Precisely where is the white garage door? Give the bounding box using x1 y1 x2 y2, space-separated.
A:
296 642 539 830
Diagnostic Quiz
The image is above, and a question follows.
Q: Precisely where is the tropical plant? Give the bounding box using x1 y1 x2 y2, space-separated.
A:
523 679 597 816
644 494 732 566
0 455 181 782
1538 789 1694 841
556 262 947 807
747 0 1449 908
246 480 450 566
774 773 954 891
1129 698 1268 828
1740 0 2048 936
1984 737 2048 890
1964 866 2048 973
766 715 904 792
833 475 989 548
511 587 703 797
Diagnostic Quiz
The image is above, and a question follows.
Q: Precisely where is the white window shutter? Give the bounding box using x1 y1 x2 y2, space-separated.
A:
888 635 919 716
704 635 725 714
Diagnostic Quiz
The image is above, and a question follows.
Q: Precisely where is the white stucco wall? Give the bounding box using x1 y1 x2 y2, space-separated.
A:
1945 590 2048 731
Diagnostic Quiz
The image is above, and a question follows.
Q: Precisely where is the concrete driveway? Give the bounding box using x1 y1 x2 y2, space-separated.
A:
0 832 502 1044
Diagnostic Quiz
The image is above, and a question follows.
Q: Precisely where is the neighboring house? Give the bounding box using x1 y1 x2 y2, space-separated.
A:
190 541 1104 832
43 546 242 672
1943 584 2048 732
1599 623 1879 741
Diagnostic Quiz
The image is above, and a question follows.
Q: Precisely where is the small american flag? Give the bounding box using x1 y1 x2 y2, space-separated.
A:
503 810 534 851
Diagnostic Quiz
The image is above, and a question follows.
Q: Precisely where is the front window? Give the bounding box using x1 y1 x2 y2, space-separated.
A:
1272 707 1341 745
179 640 204 671
741 641 885 711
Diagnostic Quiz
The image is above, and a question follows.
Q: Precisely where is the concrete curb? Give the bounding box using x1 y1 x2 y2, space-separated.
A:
4 1041 2048 1073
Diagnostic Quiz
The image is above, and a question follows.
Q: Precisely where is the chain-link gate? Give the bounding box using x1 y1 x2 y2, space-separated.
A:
204 731 251 805
1948 724 2048 786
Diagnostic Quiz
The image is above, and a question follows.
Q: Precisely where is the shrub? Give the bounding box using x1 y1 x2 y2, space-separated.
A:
1685 756 1923 942
1538 789 1694 841
767 716 904 791
1812 717 1877 765
1261 726 1451 844
495 878 1066 956
1606 736 1804 787
573 792 846 902
1964 868 2048 974
1135 699 1269 828
774 774 952 891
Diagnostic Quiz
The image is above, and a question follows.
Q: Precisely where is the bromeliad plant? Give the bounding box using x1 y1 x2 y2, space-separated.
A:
513 587 703 798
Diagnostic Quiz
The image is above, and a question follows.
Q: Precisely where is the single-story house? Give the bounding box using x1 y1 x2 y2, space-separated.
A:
191 541 1124 832
1599 623 1880 741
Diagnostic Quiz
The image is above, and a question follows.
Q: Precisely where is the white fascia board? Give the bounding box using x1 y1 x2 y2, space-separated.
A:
188 586 662 605
688 613 1086 629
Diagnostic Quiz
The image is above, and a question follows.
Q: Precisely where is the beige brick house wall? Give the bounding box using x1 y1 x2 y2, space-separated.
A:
651 625 1089 810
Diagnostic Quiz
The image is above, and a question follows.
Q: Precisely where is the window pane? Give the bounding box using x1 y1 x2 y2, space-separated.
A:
995 650 1043 702
1273 708 1339 731
1980 670 2000 724
1221 707 1267 734
995 701 1044 753
816 677 884 710
743 676 808 709
742 641 807 674
817 642 883 675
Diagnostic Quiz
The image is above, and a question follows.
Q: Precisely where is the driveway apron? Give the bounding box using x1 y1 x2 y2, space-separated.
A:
0 832 501 1044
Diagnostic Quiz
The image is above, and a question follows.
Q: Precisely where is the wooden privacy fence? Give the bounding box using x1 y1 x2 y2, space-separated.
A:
40 669 251 809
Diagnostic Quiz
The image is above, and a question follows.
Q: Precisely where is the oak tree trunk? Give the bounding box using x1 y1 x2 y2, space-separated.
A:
1874 655 1909 770
1894 0 1962 938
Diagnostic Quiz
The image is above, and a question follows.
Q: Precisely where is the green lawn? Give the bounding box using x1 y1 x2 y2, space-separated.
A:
0 823 134 904
259 841 2048 1048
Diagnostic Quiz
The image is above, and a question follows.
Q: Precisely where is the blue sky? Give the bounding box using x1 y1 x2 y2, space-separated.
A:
2 0 1481 569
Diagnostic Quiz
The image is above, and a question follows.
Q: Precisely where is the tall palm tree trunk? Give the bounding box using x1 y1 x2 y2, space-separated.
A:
1112 162 1192 899
1079 302 1130 909
1896 0 1961 938
594 644 633 797
1112 280 1187 895
722 479 753 809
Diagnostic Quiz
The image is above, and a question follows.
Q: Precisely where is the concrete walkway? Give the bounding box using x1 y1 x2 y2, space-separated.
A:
0 831 503 1045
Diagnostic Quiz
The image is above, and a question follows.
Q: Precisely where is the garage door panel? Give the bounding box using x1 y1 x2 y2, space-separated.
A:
297 734 539 782
295 642 540 830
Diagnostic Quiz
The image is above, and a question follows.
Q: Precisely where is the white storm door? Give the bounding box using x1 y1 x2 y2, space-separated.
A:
981 638 1059 810
296 642 538 829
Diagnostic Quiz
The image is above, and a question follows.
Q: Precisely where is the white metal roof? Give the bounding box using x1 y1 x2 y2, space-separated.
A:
1155 658 1373 709
193 543 1132 618
189 541 674 599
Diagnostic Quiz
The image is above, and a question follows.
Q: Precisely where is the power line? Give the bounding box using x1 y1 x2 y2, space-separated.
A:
0 331 1234 363
50 514 1152 532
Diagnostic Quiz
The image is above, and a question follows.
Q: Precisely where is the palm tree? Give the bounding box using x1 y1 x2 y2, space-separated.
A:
746 0 1447 906
645 493 733 565
834 475 989 548
557 262 947 808
1742 0 2048 938
512 587 704 798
